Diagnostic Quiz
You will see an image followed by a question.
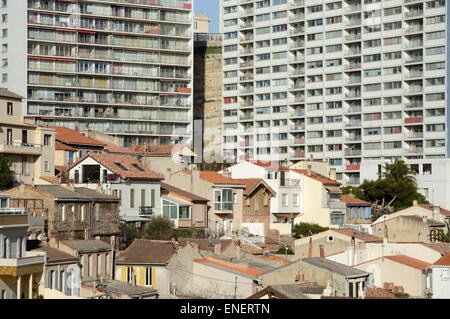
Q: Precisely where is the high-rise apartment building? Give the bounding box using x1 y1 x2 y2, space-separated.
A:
221 0 448 186
0 0 193 147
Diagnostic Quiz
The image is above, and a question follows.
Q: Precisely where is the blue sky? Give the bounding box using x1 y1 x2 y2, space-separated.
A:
194 0 220 33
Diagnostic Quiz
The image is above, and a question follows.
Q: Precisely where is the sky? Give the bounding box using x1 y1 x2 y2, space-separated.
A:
194 0 220 33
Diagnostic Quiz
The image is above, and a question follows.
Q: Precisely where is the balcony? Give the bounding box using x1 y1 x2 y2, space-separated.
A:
0 142 42 156
290 125 305 131
329 201 347 209
405 132 423 139
139 206 153 217
344 149 362 156
280 178 301 187
289 0 305 8
405 101 423 108
345 121 362 127
405 147 423 154
404 117 423 124
345 107 362 113
290 28 304 35
346 164 361 171
289 111 304 117
0 254 45 270
344 63 361 70
290 69 305 76
346 136 361 142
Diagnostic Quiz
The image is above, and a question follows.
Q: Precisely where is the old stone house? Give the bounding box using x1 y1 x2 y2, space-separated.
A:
3 184 120 247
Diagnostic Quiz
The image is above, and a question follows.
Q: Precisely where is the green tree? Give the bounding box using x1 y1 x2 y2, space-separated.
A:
123 222 140 247
196 159 233 172
0 154 14 190
341 186 365 199
357 160 428 214
292 222 329 239
142 215 175 240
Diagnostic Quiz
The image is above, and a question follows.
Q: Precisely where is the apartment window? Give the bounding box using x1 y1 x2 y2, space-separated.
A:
43 134 51 146
1 14 6 22
426 46 445 56
44 161 50 172
21 157 29 175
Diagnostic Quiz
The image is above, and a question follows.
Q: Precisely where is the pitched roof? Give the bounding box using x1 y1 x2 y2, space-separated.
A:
33 244 78 264
49 126 106 147
76 153 164 180
0 88 24 100
433 253 450 266
200 171 245 186
230 178 276 196
403 215 445 227
332 228 383 243
160 182 208 202
247 160 290 171
102 141 133 154
39 176 60 184
291 169 341 186
384 255 431 271
340 195 371 207
34 185 119 201
302 257 368 277
195 256 264 277
177 238 231 252
421 243 450 256
115 240 176 264
418 204 450 217
61 239 111 253
55 141 76 151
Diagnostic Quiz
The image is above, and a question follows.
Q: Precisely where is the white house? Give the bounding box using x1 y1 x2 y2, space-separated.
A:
221 161 302 234
432 253 450 299
68 153 164 222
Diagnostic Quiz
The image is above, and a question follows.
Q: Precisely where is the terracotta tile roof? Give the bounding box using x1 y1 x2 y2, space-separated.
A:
433 253 450 266
195 256 264 277
128 144 175 155
49 126 106 147
333 228 383 243
340 195 371 206
79 153 164 180
116 240 176 264
160 182 208 202
39 176 60 184
247 160 290 171
55 141 76 151
291 169 341 186
422 243 450 256
384 255 431 271
61 239 111 253
55 165 68 172
260 255 291 265
171 169 192 176
200 171 246 186
418 204 450 216
102 141 133 154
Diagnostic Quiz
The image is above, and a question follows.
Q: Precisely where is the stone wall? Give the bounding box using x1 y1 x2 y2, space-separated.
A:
193 45 222 162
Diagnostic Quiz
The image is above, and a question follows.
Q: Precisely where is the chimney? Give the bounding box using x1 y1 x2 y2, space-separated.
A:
307 165 312 177
432 206 440 221
329 168 336 181
319 245 324 258
422 216 428 224
413 200 418 206
309 154 313 161
222 169 231 179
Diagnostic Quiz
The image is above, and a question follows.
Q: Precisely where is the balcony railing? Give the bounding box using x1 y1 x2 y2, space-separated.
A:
404 117 423 124
346 164 361 171
139 206 154 216
344 149 362 156
0 142 42 155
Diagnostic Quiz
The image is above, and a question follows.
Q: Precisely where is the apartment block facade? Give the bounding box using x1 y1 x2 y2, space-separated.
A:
1 0 193 147
221 0 449 186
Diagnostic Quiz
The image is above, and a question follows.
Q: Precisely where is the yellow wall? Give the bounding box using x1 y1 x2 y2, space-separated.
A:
297 177 331 227
119 265 157 288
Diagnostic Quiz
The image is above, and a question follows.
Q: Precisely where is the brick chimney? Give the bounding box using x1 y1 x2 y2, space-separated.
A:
422 216 428 224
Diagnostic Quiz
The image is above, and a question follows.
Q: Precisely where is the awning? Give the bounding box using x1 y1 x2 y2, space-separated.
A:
120 216 151 222
325 186 342 194
272 213 300 218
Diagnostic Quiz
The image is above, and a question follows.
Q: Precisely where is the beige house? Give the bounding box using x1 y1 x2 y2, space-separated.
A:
371 214 446 243
354 255 432 298
165 170 245 236
194 12 210 33
294 228 383 259
0 88 55 186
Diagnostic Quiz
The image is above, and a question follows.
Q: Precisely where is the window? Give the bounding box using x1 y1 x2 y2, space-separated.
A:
179 206 190 219
6 102 12 114
44 134 51 146
162 199 177 219
282 193 288 207
44 161 50 172
214 189 233 211
330 212 344 225
81 205 85 221
61 205 65 221
95 203 100 221
145 267 152 286
126 266 133 284
130 189 135 208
